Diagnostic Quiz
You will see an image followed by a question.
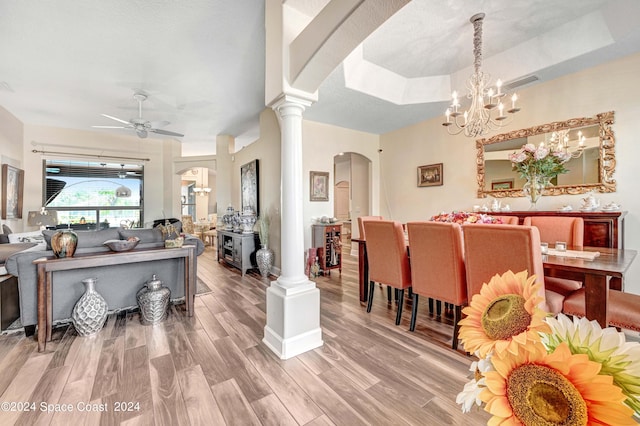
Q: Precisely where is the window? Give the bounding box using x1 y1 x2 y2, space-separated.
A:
43 160 144 228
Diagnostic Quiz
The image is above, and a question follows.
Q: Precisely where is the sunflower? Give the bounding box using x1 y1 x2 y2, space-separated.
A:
542 313 640 415
458 270 550 358
481 342 635 425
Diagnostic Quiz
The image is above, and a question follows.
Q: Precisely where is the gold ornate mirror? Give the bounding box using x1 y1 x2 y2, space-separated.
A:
476 111 616 198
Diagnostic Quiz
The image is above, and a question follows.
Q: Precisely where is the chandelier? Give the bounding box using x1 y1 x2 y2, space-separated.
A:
442 13 521 137
192 168 211 196
546 129 586 159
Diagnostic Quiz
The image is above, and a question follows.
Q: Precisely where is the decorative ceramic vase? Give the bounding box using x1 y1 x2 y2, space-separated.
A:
222 206 235 230
72 277 108 337
256 244 274 277
51 229 78 258
239 207 257 234
232 212 241 232
523 174 545 210
136 274 170 325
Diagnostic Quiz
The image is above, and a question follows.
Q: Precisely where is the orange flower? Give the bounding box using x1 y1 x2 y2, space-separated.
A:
481 342 635 425
458 270 550 358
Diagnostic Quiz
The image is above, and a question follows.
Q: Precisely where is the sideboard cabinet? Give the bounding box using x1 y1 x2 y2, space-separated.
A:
217 230 260 275
496 211 626 249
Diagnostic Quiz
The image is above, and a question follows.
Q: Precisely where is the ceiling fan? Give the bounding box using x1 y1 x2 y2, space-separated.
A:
93 92 184 139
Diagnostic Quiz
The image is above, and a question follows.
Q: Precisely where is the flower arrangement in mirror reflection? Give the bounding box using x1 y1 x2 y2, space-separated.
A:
456 270 640 425
430 211 503 224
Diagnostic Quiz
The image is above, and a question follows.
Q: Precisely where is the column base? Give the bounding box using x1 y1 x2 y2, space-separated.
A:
263 279 323 359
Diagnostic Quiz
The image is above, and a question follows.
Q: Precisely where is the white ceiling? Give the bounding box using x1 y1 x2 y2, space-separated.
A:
1 0 639 155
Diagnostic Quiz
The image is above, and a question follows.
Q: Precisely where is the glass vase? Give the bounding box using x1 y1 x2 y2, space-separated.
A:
523 174 545 210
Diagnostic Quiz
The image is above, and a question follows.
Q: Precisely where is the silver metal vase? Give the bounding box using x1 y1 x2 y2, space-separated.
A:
72 277 108 337
256 244 274 278
136 274 171 325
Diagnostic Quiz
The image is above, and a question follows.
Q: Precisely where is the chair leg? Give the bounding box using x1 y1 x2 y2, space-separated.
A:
452 305 462 350
395 289 405 325
410 294 419 331
366 281 375 313
436 300 442 317
387 285 392 303
428 298 434 315
394 288 399 302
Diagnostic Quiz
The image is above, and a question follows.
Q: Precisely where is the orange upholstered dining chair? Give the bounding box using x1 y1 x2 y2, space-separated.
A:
364 220 412 325
523 216 584 295
563 289 640 332
462 224 565 314
357 215 383 240
494 215 519 225
406 221 467 349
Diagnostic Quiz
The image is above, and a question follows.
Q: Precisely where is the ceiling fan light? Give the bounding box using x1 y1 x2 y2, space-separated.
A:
115 185 132 198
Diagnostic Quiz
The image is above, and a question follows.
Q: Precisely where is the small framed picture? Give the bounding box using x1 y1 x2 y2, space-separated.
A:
1 164 24 219
310 171 329 201
491 179 514 190
417 163 443 187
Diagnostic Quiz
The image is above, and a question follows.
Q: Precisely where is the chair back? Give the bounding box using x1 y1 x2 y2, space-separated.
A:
357 215 383 240
181 215 195 234
523 216 583 248
462 224 545 299
494 215 519 225
364 220 411 289
407 221 466 305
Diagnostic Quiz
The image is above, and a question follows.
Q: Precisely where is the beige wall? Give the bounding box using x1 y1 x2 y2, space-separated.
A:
0 106 25 231
302 120 380 250
380 52 640 294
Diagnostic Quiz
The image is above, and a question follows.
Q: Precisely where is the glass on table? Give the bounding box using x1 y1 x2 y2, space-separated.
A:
540 242 549 254
555 241 567 251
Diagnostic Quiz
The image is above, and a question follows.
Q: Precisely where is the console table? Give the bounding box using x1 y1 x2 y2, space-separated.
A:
496 210 626 249
33 246 196 352
217 230 259 275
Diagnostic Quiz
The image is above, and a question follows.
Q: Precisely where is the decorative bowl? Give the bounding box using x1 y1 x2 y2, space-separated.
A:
104 238 140 252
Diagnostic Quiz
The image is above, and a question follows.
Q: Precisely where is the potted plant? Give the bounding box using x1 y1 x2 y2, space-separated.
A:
256 213 274 278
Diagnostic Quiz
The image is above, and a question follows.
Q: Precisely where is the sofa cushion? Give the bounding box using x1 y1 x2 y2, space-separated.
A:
2 224 12 235
43 228 121 250
119 228 165 244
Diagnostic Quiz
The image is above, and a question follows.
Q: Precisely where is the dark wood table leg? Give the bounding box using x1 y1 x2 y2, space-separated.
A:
46 271 53 342
584 273 608 327
36 264 46 352
186 248 196 317
357 241 369 302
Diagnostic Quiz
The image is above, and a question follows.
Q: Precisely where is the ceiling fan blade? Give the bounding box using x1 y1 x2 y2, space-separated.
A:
101 113 131 125
150 128 184 137
92 125 128 129
149 120 170 128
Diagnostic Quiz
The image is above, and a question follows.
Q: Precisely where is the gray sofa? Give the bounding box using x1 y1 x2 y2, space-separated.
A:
5 224 204 334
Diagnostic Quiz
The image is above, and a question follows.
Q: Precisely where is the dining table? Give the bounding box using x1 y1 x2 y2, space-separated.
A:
352 238 637 328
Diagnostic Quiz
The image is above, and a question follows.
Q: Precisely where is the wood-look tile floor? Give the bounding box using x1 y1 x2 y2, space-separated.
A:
0 245 491 425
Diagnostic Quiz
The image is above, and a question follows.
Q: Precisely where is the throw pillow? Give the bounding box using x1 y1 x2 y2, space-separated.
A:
2 224 12 235
0 234 9 244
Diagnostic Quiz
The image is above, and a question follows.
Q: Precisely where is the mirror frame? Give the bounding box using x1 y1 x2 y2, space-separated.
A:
476 111 616 198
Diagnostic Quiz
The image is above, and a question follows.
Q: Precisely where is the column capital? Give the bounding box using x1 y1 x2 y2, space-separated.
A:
270 93 314 117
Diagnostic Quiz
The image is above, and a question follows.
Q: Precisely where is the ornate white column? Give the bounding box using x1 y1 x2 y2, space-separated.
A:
263 94 323 359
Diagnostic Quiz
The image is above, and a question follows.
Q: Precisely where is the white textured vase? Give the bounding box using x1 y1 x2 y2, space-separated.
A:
72 278 108 337
256 245 274 277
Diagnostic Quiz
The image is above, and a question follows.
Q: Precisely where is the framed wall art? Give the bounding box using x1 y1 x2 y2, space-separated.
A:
2 164 24 219
310 171 329 201
241 159 259 214
417 163 443 187
491 179 514 190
